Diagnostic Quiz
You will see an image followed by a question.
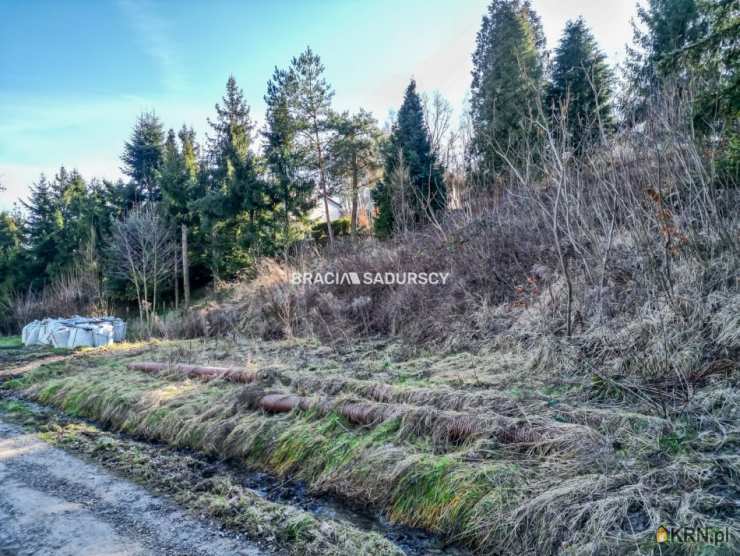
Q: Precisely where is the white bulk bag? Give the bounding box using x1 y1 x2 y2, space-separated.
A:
22 321 41 345
92 323 114 347
22 316 127 348
49 322 72 349
37 320 53 345
112 318 127 342
66 326 96 349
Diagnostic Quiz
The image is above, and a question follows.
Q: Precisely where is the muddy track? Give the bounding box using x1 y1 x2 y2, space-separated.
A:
0 418 266 556
0 353 70 379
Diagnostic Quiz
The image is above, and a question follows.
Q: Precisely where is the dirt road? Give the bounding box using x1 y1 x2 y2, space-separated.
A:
0 418 266 556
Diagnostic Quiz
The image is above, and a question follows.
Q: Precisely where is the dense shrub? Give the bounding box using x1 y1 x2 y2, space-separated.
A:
1 267 108 333
311 217 351 243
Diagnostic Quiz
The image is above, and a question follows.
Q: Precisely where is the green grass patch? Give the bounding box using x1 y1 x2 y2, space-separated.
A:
0 336 22 349
658 426 698 455
0 399 34 415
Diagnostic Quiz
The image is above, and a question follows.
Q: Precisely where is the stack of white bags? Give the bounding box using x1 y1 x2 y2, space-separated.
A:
22 316 126 349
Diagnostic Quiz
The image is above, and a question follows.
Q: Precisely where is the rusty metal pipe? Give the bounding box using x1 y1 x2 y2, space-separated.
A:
258 394 306 413
127 362 256 384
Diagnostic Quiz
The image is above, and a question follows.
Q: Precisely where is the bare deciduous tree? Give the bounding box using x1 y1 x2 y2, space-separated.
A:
422 91 453 163
108 205 175 336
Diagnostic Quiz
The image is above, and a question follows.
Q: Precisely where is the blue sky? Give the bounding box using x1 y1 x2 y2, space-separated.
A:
0 0 636 209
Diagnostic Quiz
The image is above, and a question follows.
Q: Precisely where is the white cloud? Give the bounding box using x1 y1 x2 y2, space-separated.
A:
116 0 187 92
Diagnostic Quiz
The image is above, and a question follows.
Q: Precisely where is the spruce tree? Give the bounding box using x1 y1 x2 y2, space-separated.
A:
121 111 165 203
470 0 545 183
199 76 263 278
545 17 615 149
693 0 738 183
698 0 738 114
373 80 446 238
80 177 111 265
161 126 200 220
625 0 708 122
626 0 738 182
22 175 59 286
161 126 202 305
205 76 261 218
0 209 23 298
51 167 91 266
263 67 314 246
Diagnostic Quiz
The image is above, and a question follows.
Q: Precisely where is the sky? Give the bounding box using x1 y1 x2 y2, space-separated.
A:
0 0 637 209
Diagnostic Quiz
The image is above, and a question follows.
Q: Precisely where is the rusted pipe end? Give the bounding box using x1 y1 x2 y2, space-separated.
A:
259 394 306 413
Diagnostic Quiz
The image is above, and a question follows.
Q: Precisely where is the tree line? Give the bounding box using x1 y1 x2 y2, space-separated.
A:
0 0 736 323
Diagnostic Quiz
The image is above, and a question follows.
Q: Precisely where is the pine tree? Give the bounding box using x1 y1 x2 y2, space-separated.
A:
263 67 314 246
289 48 336 244
121 112 165 203
545 17 615 149
373 80 446 238
470 0 545 183
329 109 381 238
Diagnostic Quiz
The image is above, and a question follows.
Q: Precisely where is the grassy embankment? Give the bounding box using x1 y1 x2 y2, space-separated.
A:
2 337 736 555
0 394 404 556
